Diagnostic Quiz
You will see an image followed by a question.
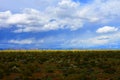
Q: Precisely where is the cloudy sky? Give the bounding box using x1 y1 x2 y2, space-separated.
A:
0 0 120 49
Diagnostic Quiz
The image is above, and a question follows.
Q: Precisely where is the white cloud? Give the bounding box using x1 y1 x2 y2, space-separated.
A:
8 31 120 47
62 31 120 48
68 35 110 47
0 7 83 32
96 26 118 33
8 38 44 45
86 36 110 45
7 14 28 25
78 0 120 23
0 0 120 32
0 0 83 32
58 0 79 9
0 11 12 27
9 39 33 44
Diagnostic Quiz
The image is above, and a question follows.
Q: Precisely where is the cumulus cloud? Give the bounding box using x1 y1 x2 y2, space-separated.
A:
0 0 120 32
0 0 83 32
0 11 12 27
58 0 79 8
96 26 118 33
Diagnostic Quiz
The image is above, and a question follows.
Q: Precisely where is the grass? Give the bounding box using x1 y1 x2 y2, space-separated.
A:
0 50 120 80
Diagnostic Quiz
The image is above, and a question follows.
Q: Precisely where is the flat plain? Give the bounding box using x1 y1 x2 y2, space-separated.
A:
0 50 120 80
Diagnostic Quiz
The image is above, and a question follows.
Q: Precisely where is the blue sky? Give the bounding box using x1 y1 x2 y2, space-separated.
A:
0 0 120 49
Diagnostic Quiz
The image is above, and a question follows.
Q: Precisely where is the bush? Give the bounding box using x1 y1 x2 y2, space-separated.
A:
104 68 116 74
0 69 4 79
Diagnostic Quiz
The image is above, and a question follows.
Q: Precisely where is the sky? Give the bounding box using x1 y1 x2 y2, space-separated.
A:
0 0 120 49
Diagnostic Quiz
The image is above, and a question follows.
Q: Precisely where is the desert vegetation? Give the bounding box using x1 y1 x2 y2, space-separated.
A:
0 50 120 80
